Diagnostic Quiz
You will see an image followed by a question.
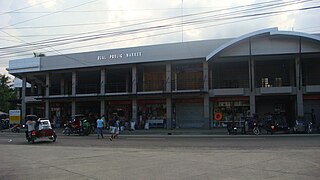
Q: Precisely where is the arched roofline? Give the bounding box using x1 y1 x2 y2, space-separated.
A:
269 30 320 42
206 27 320 61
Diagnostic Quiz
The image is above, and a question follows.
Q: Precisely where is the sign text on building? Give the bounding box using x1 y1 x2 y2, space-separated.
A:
97 51 142 60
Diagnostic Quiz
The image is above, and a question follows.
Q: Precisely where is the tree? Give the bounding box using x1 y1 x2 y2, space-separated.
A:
0 74 16 113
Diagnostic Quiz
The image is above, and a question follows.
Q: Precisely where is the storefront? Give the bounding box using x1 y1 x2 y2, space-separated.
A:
210 97 250 128
138 99 166 129
173 98 203 128
256 95 295 127
107 100 132 123
304 95 320 127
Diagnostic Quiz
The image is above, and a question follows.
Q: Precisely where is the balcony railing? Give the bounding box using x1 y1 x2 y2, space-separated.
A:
77 84 100 94
137 80 166 92
106 82 130 93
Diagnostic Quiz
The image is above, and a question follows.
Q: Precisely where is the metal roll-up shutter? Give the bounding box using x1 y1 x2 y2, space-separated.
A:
176 103 203 128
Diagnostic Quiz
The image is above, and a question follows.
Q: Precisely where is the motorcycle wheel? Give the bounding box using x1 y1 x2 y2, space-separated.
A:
253 127 260 135
32 139 35 144
53 135 57 142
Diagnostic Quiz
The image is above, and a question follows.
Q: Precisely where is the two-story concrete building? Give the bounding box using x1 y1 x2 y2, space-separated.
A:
7 28 320 129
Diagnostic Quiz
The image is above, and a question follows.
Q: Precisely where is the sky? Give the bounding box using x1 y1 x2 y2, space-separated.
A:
0 0 320 77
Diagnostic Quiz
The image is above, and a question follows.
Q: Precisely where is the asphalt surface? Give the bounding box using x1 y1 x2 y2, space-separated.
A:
0 130 320 180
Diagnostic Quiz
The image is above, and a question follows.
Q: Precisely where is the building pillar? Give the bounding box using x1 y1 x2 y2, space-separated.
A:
60 77 65 95
72 101 76 117
100 68 105 95
72 71 76 96
126 75 129 92
203 61 209 92
166 63 171 92
249 40 256 114
100 100 105 117
132 98 137 122
45 101 49 119
30 105 34 115
203 61 210 129
166 97 172 129
45 73 50 96
37 84 42 96
295 55 304 117
45 73 50 119
21 76 26 120
100 68 106 117
30 81 35 96
132 65 137 94
203 94 210 129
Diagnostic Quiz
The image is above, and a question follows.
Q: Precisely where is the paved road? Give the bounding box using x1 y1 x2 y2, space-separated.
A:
0 132 320 180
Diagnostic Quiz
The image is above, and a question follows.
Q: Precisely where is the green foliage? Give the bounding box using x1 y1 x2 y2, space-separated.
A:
0 74 16 113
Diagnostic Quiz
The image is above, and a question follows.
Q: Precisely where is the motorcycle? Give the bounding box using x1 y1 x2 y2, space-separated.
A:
227 122 238 135
63 118 91 136
252 121 261 135
10 124 20 133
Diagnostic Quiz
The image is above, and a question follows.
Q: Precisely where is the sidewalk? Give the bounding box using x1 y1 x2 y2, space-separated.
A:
114 128 229 135
1 127 228 135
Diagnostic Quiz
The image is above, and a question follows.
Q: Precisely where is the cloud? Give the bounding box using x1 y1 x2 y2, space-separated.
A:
27 0 59 10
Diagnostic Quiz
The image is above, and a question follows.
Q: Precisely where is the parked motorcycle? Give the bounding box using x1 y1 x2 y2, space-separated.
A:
63 115 91 136
227 122 238 135
10 124 20 133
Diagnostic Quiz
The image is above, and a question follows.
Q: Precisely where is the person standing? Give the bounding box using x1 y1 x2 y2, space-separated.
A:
96 116 104 139
101 115 106 129
25 119 36 139
109 116 116 141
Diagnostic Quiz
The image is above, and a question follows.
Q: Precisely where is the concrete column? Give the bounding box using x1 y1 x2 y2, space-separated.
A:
100 68 105 94
166 63 171 92
249 57 256 114
21 76 26 120
30 82 35 96
209 70 213 89
295 55 304 117
72 101 76 117
60 77 65 95
30 105 34 115
72 71 76 96
132 65 137 94
100 100 105 117
166 97 172 129
203 94 210 129
16 88 21 100
45 73 50 96
45 73 50 119
203 61 209 91
45 101 49 119
174 72 178 91
37 84 41 96
126 75 129 92
132 98 137 122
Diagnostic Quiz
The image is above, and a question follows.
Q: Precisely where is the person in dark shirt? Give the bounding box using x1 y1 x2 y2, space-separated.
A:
109 117 116 141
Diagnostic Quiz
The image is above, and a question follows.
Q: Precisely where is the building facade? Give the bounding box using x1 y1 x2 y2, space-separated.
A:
7 28 320 129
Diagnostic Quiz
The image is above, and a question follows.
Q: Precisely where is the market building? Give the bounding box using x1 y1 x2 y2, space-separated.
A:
7 28 320 129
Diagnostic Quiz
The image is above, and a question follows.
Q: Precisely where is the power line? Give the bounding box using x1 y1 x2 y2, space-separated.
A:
0 0 52 16
1 4 319 58
0 0 309 50
0 0 101 67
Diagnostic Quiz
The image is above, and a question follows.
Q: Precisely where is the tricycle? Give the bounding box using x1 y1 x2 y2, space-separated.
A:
26 119 57 143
